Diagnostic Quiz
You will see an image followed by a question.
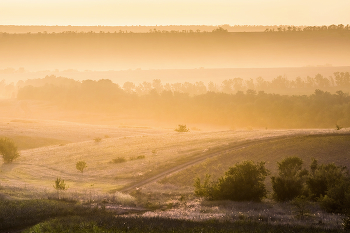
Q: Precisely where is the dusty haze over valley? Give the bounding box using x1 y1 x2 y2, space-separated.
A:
1 1 350 232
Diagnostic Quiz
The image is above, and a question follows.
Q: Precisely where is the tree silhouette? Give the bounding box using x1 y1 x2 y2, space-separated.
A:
0 138 20 163
76 161 87 174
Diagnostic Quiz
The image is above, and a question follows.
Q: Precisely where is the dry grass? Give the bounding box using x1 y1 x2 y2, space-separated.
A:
1 117 349 230
139 198 344 230
159 133 350 193
1 116 348 196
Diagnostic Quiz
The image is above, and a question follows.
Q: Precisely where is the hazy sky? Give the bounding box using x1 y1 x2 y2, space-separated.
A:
1 0 349 26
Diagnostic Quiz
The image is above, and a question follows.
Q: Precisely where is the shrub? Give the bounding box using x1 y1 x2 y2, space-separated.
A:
194 174 212 198
307 159 349 200
319 178 350 214
94 137 102 142
53 177 68 191
175 124 190 132
0 137 20 163
271 157 309 201
290 196 312 220
130 155 146 161
195 161 269 202
53 177 68 199
76 161 87 174
112 157 127 163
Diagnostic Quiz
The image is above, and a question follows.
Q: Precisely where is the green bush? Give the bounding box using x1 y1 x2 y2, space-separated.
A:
195 161 269 202
320 178 350 214
112 157 127 163
0 137 20 163
175 124 190 132
130 155 146 160
290 196 312 220
271 157 309 201
53 177 69 200
76 161 87 174
307 159 349 200
94 137 102 142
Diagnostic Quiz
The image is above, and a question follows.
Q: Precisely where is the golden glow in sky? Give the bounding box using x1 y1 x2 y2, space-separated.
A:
0 0 349 26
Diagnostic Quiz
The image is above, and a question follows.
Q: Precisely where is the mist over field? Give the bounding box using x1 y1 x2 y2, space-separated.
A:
1 23 350 232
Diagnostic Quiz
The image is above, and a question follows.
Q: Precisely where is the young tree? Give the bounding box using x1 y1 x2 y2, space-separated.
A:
53 177 68 199
271 157 309 201
0 138 20 163
76 161 87 174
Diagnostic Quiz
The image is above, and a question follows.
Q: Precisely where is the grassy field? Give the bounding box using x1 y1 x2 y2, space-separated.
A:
160 134 350 189
1 117 350 231
1 116 321 194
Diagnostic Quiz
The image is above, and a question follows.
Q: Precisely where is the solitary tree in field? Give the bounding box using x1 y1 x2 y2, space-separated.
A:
0 137 20 163
76 161 87 174
175 124 190 132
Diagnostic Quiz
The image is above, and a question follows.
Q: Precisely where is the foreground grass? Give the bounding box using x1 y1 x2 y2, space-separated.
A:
0 198 344 233
25 216 343 233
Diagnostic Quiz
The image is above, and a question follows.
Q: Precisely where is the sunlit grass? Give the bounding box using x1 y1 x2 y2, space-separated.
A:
160 134 350 191
1 117 321 195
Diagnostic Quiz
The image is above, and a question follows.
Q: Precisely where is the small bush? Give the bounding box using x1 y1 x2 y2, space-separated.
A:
112 157 127 163
175 124 190 132
94 137 102 143
53 177 68 191
130 155 145 161
53 177 69 199
76 161 87 174
0 137 20 163
290 196 311 220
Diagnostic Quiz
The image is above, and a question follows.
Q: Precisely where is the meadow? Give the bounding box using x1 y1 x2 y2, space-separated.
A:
1 113 350 232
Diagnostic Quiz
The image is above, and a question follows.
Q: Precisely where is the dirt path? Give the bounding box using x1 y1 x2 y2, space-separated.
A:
120 131 350 193
119 133 297 192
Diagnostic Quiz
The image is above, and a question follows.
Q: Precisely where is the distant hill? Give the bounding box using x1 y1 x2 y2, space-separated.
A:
0 25 291 33
1 31 349 71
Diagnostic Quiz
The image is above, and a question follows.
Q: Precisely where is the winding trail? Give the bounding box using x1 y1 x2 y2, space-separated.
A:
120 131 350 193
120 132 299 192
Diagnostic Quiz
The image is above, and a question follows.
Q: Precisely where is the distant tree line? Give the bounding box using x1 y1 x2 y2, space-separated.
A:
265 24 350 32
1 24 349 34
0 27 228 35
16 75 350 129
6 71 350 98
